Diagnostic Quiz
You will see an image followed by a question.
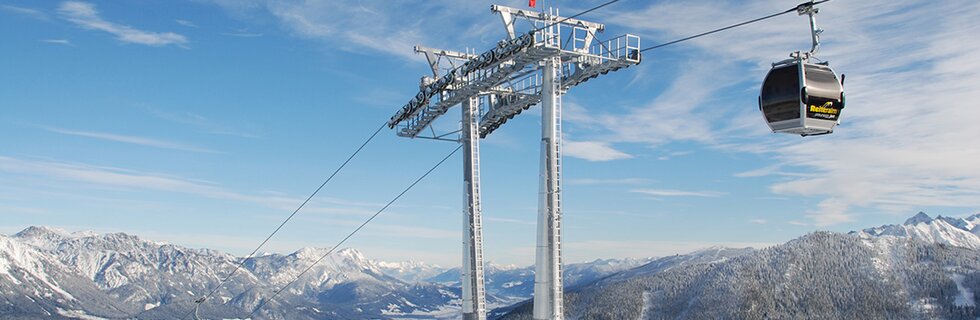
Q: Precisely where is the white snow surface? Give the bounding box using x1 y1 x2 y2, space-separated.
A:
0 236 21 282
0 235 76 300
143 302 160 310
55 308 107 320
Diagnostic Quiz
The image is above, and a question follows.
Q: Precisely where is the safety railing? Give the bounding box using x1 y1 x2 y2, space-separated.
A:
589 34 641 63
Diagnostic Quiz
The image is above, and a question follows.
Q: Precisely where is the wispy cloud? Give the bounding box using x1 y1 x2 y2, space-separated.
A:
484 216 535 225
561 60 725 149
0 156 383 225
40 39 73 46
205 0 495 61
657 150 693 161
566 178 650 186
37 125 218 153
734 165 783 178
0 156 302 211
300 216 457 240
1 4 49 20
175 19 198 28
0 205 48 216
58 1 188 47
563 140 632 162
363 224 456 240
749 219 767 224
630 188 724 198
262 1 427 61
147 108 261 138
221 31 263 37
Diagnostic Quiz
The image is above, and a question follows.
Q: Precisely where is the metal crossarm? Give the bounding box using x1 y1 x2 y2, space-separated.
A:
479 34 640 137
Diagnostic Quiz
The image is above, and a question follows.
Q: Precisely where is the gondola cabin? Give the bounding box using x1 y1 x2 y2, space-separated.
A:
759 57 844 136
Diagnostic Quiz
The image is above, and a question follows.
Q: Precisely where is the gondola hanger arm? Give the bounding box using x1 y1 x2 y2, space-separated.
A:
797 1 824 56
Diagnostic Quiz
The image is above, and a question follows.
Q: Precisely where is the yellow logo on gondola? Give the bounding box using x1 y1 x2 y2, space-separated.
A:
809 101 838 115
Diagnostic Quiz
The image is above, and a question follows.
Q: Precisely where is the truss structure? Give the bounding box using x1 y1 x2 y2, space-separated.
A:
387 7 640 140
387 5 641 320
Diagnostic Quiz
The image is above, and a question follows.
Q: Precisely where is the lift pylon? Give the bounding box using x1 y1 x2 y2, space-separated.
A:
534 54 564 320
387 5 640 320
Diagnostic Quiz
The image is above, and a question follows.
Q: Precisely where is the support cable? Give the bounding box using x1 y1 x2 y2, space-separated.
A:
245 144 463 319
181 122 387 320
640 0 831 53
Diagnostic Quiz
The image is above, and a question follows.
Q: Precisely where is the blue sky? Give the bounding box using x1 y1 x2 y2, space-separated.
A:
1 0 978 266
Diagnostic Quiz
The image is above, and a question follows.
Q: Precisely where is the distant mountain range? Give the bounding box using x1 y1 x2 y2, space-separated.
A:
2 212 977 319
425 257 652 305
0 226 645 319
1 227 456 319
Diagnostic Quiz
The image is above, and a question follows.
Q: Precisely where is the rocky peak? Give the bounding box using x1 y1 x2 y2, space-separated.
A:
903 212 933 225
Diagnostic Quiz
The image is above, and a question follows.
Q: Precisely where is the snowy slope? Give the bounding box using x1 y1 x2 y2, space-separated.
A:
0 234 132 319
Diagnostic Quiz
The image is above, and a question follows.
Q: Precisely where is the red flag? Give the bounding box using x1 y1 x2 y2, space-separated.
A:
529 0 536 7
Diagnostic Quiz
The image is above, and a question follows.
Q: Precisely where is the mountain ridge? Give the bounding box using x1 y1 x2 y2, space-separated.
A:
498 212 980 319
852 211 980 250
4 226 457 319
4 211 978 319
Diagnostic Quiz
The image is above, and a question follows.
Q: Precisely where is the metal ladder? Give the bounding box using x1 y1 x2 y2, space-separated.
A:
471 99 486 318
463 96 487 320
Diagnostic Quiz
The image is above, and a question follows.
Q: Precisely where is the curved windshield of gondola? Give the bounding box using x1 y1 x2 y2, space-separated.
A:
803 65 842 121
761 65 800 123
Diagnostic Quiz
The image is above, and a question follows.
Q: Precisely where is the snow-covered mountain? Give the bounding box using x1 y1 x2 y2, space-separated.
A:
2 226 457 319
373 259 447 283
14 226 252 314
0 234 131 319
498 212 980 319
854 212 980 249
6 211 978 319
